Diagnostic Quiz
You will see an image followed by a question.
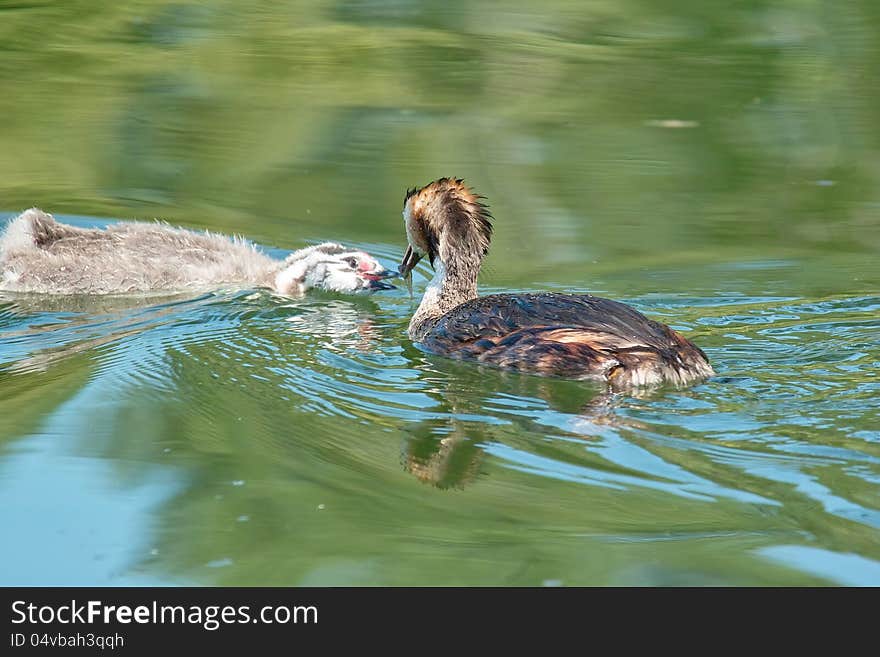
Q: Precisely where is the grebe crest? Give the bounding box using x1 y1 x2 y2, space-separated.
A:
402 177 492 268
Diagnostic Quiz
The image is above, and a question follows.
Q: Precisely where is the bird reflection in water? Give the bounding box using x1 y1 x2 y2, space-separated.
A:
399 364 643 490
282 298 380 352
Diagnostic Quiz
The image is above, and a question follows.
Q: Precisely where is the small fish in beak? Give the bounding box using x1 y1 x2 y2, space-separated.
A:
398 245 423 297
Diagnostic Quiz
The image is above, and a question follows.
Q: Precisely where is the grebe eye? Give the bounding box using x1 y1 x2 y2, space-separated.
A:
346 257 358 269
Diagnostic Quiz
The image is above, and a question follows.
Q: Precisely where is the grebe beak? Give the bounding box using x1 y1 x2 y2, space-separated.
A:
368 269 397 290
361 264 397 291
368 279 396 291
398 244 423 279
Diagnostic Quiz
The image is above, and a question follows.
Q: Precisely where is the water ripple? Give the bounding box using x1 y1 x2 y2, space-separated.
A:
1 255 878 585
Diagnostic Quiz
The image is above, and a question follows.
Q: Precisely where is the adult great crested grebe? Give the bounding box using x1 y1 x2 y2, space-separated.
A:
397 178 714 389
0 208 395 296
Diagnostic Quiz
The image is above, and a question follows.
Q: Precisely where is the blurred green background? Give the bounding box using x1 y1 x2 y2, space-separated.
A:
3 1 879 278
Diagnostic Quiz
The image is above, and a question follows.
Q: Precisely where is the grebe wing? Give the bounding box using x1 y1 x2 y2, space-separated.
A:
421 293 712 384
425 293 675 347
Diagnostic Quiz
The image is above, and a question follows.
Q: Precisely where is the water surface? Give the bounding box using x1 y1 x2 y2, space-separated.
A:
1 1 878 585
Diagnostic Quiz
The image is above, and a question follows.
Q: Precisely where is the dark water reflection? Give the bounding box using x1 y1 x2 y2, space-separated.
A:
1 1 879 585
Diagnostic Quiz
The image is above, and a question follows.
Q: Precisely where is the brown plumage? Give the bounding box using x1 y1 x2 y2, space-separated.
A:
398 178 714 389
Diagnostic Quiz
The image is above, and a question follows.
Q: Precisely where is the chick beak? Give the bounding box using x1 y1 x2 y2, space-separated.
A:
362 265 397 291
398 244 423 279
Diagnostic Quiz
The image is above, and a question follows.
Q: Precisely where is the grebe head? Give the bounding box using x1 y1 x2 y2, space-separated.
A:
275 242 396 295
398 178 493 278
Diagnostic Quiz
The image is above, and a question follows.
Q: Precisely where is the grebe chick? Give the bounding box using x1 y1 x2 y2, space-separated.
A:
0 208 395 296
397 178 714 389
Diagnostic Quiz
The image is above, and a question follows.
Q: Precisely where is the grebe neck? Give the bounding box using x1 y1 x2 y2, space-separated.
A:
408 255 479 340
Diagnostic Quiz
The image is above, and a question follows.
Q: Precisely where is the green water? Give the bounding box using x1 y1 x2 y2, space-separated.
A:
1 1 879 585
